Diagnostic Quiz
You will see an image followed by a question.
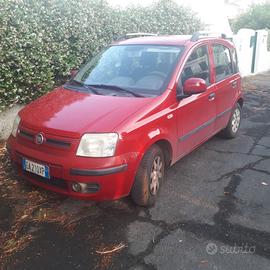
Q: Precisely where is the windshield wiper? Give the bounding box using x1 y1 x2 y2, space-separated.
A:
86 84 144 97
67 79 101 95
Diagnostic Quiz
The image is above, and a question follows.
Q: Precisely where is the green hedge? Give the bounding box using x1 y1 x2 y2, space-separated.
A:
231 3 270 33
0 0 202 111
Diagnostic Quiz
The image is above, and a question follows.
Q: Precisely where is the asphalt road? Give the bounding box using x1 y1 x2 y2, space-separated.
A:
0 72 270 270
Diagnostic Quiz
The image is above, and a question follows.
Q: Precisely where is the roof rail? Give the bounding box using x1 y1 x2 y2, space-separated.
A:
126 32 158 37
116 32 158 41
191 31 227 42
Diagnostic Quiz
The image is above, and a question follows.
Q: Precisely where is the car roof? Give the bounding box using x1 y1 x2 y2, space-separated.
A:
113 35 235 48
114 35 192 46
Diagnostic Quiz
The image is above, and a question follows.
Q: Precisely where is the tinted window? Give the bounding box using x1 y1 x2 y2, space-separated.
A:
181 45 210 86
74 45 184 97
231 48 239 74
212 44 234 82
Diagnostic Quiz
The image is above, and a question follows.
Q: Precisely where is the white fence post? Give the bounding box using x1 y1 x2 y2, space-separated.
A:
233 29 255 76
254 30 270 73
233 28 270 76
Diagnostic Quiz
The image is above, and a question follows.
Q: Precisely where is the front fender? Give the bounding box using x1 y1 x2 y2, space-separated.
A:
118 112 178 189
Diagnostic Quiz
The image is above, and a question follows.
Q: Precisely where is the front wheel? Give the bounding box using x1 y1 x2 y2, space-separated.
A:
131 145 165 207
220 103 242 139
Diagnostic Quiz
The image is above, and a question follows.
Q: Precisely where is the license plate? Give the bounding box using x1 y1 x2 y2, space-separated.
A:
22 158 50 179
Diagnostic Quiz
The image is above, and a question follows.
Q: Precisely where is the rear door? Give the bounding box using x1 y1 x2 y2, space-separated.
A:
210 43 241 132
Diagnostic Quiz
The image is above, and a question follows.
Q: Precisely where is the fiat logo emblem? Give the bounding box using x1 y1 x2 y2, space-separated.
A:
35 133 45 145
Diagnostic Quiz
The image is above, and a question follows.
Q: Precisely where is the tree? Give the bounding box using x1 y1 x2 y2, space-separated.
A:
231 3 270 32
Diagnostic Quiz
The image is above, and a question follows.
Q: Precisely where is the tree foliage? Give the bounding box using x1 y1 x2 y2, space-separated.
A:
0 0 202 111
232 3 270 32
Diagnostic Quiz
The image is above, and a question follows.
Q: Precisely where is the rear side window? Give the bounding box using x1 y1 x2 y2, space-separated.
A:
212 44 233 82
231 48 239 74
181 45 210 86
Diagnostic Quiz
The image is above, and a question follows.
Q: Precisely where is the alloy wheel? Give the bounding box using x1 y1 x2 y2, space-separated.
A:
149 156 163 195
231 108 241 133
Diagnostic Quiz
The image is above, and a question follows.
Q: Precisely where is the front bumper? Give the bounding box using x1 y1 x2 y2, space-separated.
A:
7 136 135 201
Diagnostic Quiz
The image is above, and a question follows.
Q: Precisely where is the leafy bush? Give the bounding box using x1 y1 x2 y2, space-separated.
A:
231 3 270 35
0 0 202 111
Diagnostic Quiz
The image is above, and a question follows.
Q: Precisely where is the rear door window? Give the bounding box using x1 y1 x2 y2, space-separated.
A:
212 44 234 82
231 48 239 74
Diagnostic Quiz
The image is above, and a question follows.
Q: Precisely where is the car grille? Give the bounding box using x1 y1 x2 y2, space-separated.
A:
18 129 71 149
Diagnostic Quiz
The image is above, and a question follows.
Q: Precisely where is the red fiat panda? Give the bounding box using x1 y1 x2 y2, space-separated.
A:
7 33 243 206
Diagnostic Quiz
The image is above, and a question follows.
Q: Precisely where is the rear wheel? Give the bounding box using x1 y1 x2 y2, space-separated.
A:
220 103 242 139
131 145 164 207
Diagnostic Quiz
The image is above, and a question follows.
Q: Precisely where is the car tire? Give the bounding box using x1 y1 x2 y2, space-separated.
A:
220 103 242 139
131 145 165 207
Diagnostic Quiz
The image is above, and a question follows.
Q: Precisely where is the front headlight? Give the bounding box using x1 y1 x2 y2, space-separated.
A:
11 115 21 137
76 133 118 157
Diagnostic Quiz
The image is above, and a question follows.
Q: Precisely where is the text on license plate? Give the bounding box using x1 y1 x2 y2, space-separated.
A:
22 158 50 179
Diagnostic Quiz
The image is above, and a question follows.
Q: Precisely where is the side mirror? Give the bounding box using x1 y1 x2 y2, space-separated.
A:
70 69 78 78
183 78 207 95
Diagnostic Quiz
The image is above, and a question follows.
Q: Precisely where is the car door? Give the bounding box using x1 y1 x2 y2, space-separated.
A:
175 44 216 158
210 43 241 132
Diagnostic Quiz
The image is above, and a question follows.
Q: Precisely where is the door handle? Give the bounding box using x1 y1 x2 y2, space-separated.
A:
231 80 237 88
208 93 215 101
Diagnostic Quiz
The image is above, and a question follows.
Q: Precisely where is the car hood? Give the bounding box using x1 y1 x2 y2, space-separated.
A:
20 87 152 138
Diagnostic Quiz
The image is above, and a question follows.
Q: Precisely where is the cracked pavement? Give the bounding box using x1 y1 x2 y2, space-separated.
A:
0 72 270 270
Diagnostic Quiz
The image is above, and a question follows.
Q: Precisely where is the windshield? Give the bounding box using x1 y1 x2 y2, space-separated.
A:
73 45 184 97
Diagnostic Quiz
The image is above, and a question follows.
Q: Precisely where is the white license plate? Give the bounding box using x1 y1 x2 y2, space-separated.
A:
22 158 50 179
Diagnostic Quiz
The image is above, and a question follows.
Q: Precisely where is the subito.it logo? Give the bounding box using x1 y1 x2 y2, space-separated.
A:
206 243 218 255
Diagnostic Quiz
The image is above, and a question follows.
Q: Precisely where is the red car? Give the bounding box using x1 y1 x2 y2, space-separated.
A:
7 33 243 206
